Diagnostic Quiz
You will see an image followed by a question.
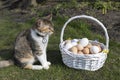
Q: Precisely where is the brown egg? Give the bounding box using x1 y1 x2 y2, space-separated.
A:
82 47 90 54
97 45 102 52
78 50 83 54
69 46 78 54
86 43 92 48
76 44 84 50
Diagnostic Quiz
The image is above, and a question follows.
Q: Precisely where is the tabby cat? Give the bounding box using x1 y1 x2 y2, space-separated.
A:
0 14 54 70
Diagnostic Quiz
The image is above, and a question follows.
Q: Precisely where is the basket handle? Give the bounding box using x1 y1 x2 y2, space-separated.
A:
60 15 109 49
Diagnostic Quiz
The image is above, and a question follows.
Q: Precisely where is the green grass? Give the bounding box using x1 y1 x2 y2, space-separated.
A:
0 14 120 80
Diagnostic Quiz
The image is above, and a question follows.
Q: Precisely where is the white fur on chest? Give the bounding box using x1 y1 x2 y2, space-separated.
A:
30 29 51 70
31 29 49 50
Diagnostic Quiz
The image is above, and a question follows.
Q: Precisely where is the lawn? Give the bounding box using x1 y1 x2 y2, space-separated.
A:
0 14 120 80
0 16 120 80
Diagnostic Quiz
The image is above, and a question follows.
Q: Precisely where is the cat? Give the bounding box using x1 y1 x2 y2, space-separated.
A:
0 14 54 70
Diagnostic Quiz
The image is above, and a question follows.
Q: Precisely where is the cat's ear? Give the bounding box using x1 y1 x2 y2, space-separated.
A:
43 14 52 21
36 19 43 27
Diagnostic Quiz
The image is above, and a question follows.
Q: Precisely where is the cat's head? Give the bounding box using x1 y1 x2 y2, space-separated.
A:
33 14 54 36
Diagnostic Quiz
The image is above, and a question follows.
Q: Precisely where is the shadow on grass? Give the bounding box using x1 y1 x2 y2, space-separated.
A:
47 50 63 65
0 49 64 66
0 49 13 60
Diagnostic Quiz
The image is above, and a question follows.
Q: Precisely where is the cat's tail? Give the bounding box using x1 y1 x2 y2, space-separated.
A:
0 59 14 68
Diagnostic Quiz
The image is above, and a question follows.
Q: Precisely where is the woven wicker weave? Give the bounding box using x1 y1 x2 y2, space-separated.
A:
59 15 109 71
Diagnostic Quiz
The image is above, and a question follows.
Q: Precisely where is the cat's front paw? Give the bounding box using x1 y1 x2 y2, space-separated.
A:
43 61 51 70
43 64 49 70
47 61 51 66
32 65 43 70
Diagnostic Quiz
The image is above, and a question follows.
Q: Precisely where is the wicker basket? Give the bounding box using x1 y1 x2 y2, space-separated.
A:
59 15 109 71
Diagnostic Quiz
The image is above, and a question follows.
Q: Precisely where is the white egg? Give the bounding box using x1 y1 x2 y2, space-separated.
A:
80 38 89 47
71 42 77 46
71 39 79 43
90 46 99 54
64 40 73 50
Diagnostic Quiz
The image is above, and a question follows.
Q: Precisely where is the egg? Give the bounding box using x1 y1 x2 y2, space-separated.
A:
64 40 73 49
86 43 92 48
78 50 83 54
90 46 100 54
79 38 89 47
69 46 78 54
82 47 90 54
71 39 79 43
92 43 102 52
64 40 71 45
71 41 77 47
97 45 102 52
76 44 84 50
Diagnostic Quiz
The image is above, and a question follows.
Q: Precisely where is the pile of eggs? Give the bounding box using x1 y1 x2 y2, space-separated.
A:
64 38 102 54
